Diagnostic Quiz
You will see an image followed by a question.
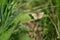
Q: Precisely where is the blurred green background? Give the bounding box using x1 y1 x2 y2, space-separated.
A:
0 0 60 40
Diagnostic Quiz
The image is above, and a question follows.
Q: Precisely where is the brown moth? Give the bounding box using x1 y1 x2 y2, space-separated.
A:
31 12 44 19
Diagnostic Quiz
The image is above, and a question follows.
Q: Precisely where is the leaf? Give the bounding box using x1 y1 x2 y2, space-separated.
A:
19 34 32 40
0 25 16 40
13 13 33 23
56 0 60 38
19 25 32 40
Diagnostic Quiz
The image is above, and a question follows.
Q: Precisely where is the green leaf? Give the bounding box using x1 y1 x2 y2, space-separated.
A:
0 25 16 40
13 13 33 23
56 0 60 38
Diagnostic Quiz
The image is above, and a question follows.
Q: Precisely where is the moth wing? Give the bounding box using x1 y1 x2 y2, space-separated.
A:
38 12 44 19
31 14 38 19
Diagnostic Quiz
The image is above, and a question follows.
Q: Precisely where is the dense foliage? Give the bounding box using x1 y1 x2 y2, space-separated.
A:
0 0 60 40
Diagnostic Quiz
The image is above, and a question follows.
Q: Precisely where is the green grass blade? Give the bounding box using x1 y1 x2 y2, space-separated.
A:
56 0 60 38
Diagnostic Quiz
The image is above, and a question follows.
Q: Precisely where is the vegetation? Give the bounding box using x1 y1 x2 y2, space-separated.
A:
0 0 60 40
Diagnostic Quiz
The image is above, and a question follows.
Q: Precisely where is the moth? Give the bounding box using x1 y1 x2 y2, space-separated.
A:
30 12 44 19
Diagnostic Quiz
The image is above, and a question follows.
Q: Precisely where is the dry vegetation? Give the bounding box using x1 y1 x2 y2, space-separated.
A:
0 0 60 40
